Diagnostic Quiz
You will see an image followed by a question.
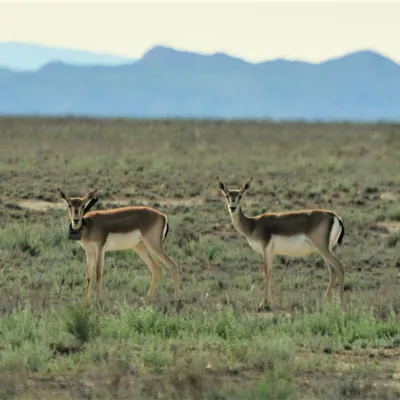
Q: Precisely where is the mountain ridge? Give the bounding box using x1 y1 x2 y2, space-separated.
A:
1 44 399 122
0 41 134 70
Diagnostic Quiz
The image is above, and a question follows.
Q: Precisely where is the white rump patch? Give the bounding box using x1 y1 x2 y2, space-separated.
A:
104 230 142 252
162 215 168 242
329 217 342 249
271 234 314 257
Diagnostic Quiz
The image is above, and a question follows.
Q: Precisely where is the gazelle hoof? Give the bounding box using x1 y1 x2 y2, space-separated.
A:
257 302 272 312
175 299 184 311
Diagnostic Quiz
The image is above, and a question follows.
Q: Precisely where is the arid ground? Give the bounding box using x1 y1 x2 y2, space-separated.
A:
0 117 399 399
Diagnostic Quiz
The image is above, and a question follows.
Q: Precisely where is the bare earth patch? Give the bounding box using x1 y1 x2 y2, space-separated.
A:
17 200 65 211
109 196 204 207
248 309 294 318
380 192 399 202
16 196 204 212
377 221 400 234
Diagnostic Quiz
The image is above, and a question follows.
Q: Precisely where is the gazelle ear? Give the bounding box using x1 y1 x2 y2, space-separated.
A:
239 177 253 195
216 177 229 195
83 188 98 203
57 188 69 203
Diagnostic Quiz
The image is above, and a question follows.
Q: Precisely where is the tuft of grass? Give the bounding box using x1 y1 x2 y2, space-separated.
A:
64 305 101 344
0 223 41 256
387 207 400 221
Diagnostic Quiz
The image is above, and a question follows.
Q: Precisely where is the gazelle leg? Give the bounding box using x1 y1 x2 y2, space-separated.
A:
85 247 96 304
314 246 345 307
334 254 345 307
324 265 337 300
134 242 162 303
259 247 273 311
96 249 105 301
142 237 181 301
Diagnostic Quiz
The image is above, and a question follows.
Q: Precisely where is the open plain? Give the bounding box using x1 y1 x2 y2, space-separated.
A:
0 117 399 399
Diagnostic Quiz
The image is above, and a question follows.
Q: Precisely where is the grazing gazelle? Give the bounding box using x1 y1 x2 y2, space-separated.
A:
216 177 345 310
57 188 181 304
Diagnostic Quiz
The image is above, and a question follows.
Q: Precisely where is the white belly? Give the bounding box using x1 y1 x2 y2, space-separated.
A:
247 239 265 254
271 234 314 257
104 230 142 251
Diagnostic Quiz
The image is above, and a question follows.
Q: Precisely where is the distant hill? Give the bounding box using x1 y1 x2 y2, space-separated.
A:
1 44 399 121
0 41 134 70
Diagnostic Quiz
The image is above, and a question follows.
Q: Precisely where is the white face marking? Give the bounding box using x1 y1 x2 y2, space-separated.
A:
226 192 242 214
228 195 238 209
271 234 314 257
104 230 142 252
68 203 84 230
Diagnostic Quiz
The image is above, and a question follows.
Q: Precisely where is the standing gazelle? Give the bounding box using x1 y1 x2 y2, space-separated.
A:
217 177 345 310
57 188 181 304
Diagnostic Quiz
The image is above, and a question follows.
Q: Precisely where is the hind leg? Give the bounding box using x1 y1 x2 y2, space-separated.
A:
314 246 345 307
134 242 162 303
141 237 181 301
308 220 345 308
324 264 337 300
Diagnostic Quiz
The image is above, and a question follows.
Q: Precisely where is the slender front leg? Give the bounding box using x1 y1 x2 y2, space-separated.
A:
85 248 96 304
96 249 105 302
259 247 273 311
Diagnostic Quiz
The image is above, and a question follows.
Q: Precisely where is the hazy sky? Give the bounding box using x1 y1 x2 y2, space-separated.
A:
0 0 399 63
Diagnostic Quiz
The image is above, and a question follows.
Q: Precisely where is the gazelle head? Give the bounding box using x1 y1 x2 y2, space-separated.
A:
217 177 253 213
57 188 98 230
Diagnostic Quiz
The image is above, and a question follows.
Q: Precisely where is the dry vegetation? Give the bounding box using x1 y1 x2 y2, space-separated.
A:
0 117 399 399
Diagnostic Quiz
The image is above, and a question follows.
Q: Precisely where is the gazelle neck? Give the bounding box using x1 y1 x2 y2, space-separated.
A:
229 206 254 237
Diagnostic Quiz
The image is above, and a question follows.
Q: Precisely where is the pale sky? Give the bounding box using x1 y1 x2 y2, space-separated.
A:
1 0 400 63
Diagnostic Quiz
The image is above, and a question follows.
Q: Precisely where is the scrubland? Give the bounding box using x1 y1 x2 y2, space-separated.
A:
0 117 399 399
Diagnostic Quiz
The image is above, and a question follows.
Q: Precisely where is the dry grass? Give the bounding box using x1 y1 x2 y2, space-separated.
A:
0 117 399 399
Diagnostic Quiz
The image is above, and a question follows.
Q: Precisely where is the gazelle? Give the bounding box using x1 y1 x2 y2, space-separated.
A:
216 177 345 310
57 188 181 304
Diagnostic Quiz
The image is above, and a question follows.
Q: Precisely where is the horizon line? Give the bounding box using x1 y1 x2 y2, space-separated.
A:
1 40 399 70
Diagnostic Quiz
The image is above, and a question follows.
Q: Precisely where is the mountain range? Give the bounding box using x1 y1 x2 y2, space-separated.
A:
1 42 400 121
0 42 134 70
